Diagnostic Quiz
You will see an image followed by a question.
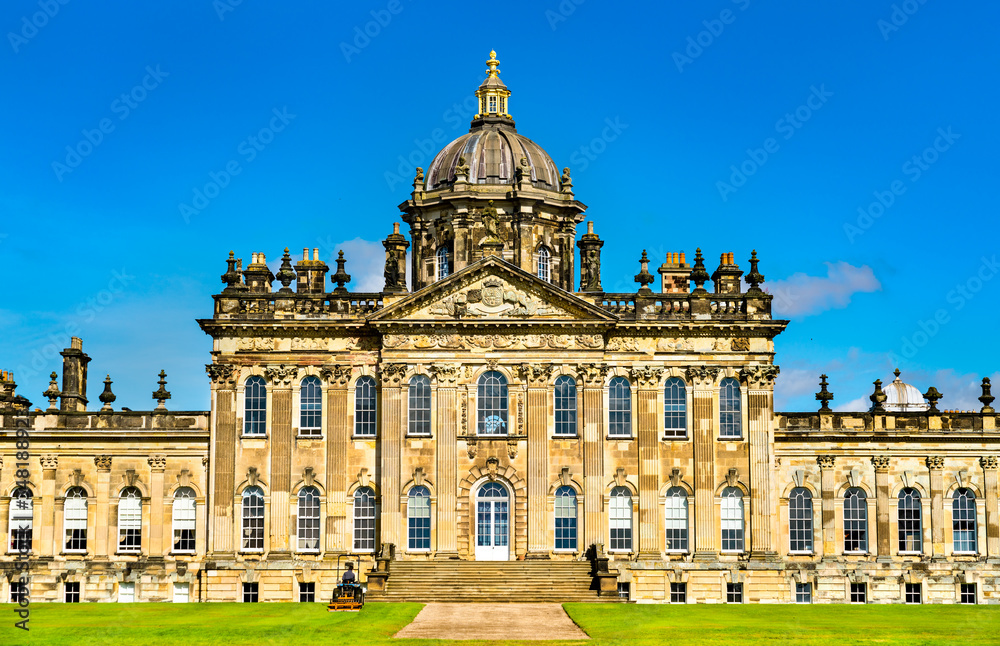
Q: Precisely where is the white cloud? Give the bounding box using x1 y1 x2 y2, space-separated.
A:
765 262 881 319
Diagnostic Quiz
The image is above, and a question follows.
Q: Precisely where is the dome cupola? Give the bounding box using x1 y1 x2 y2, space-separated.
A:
883 369 929 412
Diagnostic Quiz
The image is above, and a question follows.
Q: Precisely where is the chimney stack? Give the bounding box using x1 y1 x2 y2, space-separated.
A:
243 252 275 293
658 252 690 294
295 247 329 294
60 337 91 412
712 252 743 295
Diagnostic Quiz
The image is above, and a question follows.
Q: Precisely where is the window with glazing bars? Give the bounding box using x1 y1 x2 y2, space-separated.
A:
554 486 577 550
172 487 196 552
537 246 551 282
609 486 632 551
241 486 264 551
795 583 812 603
299 376 322 435
354 376 377 437
554 375 577 436
10 580 27 604
408 486 431 550
960 583 976 604
663 378 687 438
299 582 315 602
408 375 431 436
118 487 142 552
788 487 813 553
952 489 977 553
726 583 743 603
850 582 866 603
608 377 631 437
477 371 508 435
436 246 450 280
9 487 32 553
243 582 258 603
898 488 922 553
721 487 744 552
719 377 742 438
905 583 921 604
670 582 686 603
244 376 267 436
844 488 867 552
64 487 88 552
353 487 376 551
65 582 80 603
664 487 688 552
298 487 321 552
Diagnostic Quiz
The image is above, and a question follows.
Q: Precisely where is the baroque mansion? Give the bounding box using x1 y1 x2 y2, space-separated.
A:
1 52 998 605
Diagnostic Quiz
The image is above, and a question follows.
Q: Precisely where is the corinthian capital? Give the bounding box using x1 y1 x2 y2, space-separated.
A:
739 364 780 389
685 366 720 387
630 365 664 389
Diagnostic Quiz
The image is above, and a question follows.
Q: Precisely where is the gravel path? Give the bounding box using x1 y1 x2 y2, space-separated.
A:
393 602 589 640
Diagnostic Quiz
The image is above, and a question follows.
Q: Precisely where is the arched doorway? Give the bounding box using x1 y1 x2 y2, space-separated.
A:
475 482 510 560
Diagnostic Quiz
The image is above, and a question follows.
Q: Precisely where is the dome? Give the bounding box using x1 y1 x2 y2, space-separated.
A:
425 122 560 190
884 370 928 412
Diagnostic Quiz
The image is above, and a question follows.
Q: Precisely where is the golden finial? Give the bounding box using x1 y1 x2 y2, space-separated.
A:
486 50 500 77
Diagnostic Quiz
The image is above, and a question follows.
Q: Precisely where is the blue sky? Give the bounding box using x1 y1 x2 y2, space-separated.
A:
1 1 997 413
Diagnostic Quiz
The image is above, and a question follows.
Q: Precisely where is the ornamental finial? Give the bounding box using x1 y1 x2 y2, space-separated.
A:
486 50 499 76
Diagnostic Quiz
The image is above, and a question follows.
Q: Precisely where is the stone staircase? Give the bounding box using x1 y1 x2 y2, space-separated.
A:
367 560 623 603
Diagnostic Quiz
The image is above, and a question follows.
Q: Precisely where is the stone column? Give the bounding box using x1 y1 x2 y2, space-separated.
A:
980 457 999 558
927 456 945 558
323 366 351 552
688 367 719 559
453 213 471 272
817 455 836 557
581 364 607 548
266 366 295 554
94 456 112 558
872 456 891 560
633 366 663 559
206 364 238 554
379 365 406 549
432 365 460 557
148 455 167 556
40 455 58 556
523 365 553 558
743 366 779 559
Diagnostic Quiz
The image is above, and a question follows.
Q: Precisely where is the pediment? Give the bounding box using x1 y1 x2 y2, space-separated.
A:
369 256 616 324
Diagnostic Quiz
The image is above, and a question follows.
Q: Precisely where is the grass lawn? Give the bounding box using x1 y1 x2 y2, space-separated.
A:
2 602 999 645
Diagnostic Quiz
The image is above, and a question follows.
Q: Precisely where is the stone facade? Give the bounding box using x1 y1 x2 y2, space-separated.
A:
1 53 998 604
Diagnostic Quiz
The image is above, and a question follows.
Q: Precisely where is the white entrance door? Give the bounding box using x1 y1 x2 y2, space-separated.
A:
475 482 510 560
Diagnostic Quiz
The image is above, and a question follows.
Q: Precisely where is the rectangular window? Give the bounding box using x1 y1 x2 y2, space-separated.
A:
243 582 259 603
726 582 743 603
489 96 497 113
960 583 976 604
299 582 315 602
554 377 578 436
850 582 866 604
617 582 630 600
670 582 686 603
795 582 812 603
173 582 190 603
118 582 135 602
10 580 27 604
904 583 921 604
65 582 80 603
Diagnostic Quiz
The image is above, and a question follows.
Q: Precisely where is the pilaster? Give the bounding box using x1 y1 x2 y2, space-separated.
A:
523 364 555 558
688 367 719 559
872 456 891 560
817 455 836 556
742 365 779 559
981 456 999 558
265 365 295 554
206 364 238 554
927 456 945 559
40 455 57 557
323 366 351 552
633 366 663 559
581 364 607 548
148 455 167 556
379 364 406 549
431 365 459 557
94 456 111 558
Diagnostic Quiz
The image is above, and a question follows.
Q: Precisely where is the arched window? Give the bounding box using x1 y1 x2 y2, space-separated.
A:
354 376 377 437
297 486 321 552
299 376 322 436
719 377 742 438
118 487 142 553
244 376 267 436
554 375 577 436
554 486 578 550
477 371 508 435
663 377 687 438
537 246 551 282
788 487 813 553
8 487 33 553
664 486 688 552
64 487 88 552
898 488 922 553
953 489 977 554
407 486 431 551
353 487 376 552
172 487 196 553
721 487 744 552
844 488 867 553
408 375 431 436
609 486 632 552
609 377 632 437
241 486 264 552
436 246 450 280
